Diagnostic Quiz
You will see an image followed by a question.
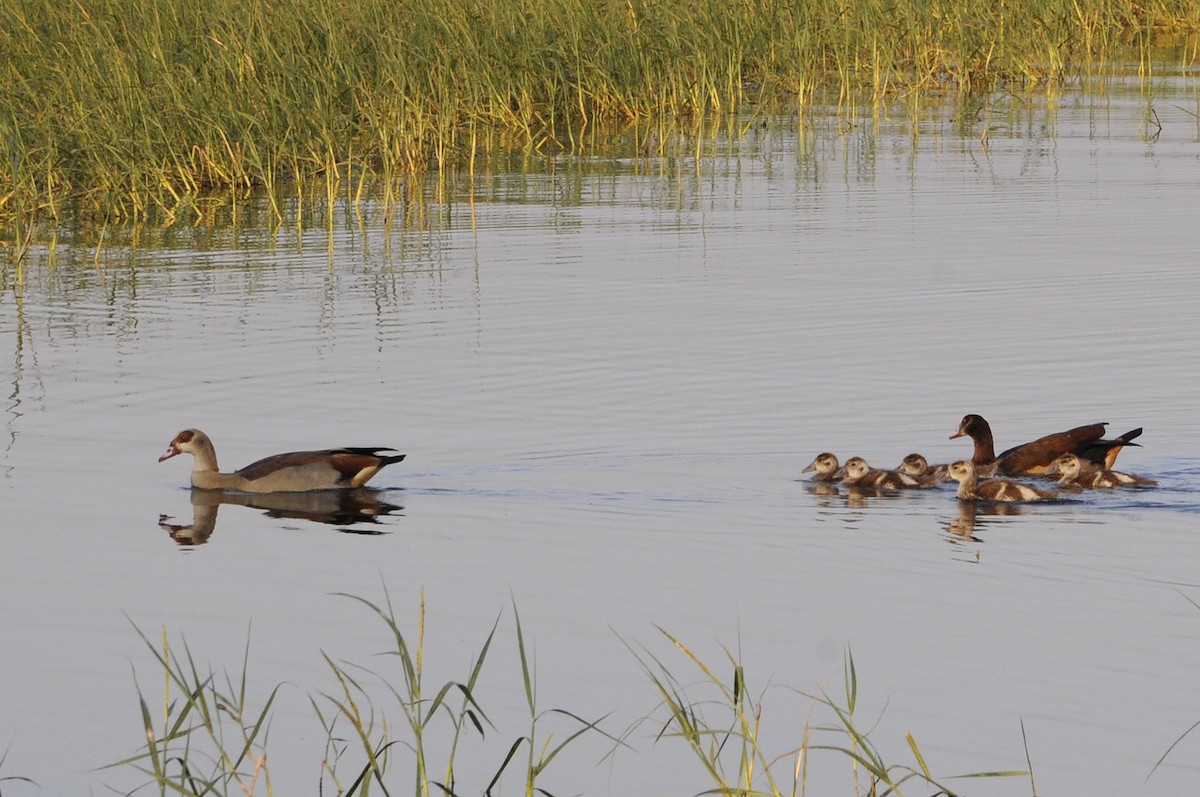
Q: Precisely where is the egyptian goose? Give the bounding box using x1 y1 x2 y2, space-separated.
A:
839 457 922 489
1045 453 1157 489
947 460 1057 502
897 453 949 485
949 414 1142 476
159 429 406 493
802 452 842 482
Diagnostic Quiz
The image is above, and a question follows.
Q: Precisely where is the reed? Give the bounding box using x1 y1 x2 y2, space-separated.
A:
114 590 611 797
626 628 1028 796
0 743 36 793
1 0 1196 224
315 588 500 796
108 622 279 797
111 592 1042 796
1149 591 1200 781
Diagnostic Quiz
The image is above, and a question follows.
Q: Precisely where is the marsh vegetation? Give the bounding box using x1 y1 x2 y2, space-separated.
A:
1 0 1197 223
113 592 1026 797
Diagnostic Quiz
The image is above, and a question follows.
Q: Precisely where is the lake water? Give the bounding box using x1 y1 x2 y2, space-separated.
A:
3 78 1200 796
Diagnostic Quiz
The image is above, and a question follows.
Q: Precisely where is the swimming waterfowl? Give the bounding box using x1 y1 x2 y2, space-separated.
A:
897 453 949 485
1045 453 1157 489
1076 427 1144 469
946 459 1057 502
802 452 842 482
949 414 1141 476
839 457 922 489
159 428 406 493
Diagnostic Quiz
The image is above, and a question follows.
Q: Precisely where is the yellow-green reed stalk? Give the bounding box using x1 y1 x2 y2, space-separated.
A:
627 626 790 796
631 631 1028 797
111 621 278 797
485 600 619 797
802 649 1032 796
321 587 496 797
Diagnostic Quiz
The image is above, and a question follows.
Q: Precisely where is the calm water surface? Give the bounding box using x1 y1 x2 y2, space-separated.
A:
3 83 1200 795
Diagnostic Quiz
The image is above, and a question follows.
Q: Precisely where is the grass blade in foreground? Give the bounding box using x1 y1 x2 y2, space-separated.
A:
627 630 1029 797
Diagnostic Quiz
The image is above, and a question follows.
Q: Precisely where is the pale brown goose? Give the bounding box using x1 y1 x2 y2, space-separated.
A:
950 414 1142 476
159 428 406 493
839 457 921 489
947 459 1057 502
1045 453 1157 489
802 452 842 482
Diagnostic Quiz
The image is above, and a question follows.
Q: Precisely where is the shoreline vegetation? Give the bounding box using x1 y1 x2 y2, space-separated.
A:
1 0 1198 226
107 592 1029 797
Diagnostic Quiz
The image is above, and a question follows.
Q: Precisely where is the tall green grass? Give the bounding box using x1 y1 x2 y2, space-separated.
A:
1 0 1197 224
113 590 614 797
627 627 1028 796
111 591 1028 796
110 622 279 797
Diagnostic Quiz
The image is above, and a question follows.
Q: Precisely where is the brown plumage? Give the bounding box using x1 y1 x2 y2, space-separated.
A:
802 452 841 482
947 460 1057 502
840 457 922 489
897 453 949 485
159 428 406 493
949 414 1141 476
1045 453 1157 489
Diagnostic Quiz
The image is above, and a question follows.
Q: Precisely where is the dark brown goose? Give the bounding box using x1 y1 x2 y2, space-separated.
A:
949 414 1141 476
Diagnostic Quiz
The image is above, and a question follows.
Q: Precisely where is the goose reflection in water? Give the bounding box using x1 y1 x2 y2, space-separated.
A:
158 488 403 546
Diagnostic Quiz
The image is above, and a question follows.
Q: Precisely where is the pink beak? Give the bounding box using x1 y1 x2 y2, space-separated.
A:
158 445 179 462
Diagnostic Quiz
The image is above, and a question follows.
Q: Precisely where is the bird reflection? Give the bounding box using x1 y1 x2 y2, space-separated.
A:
943 500 1026 542
805 481 917 509
158 488 403 545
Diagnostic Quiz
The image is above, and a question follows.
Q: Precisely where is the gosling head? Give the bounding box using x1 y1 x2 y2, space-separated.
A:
1046 453 1082 479
898 453 929 476
841 456 871 484
802 452 841 479
946 459 977 484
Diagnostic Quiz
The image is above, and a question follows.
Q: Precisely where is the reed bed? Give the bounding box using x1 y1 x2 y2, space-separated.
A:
1 0 1197 223
114 591 616 797
626 628 1028 796
112 590 1026 797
